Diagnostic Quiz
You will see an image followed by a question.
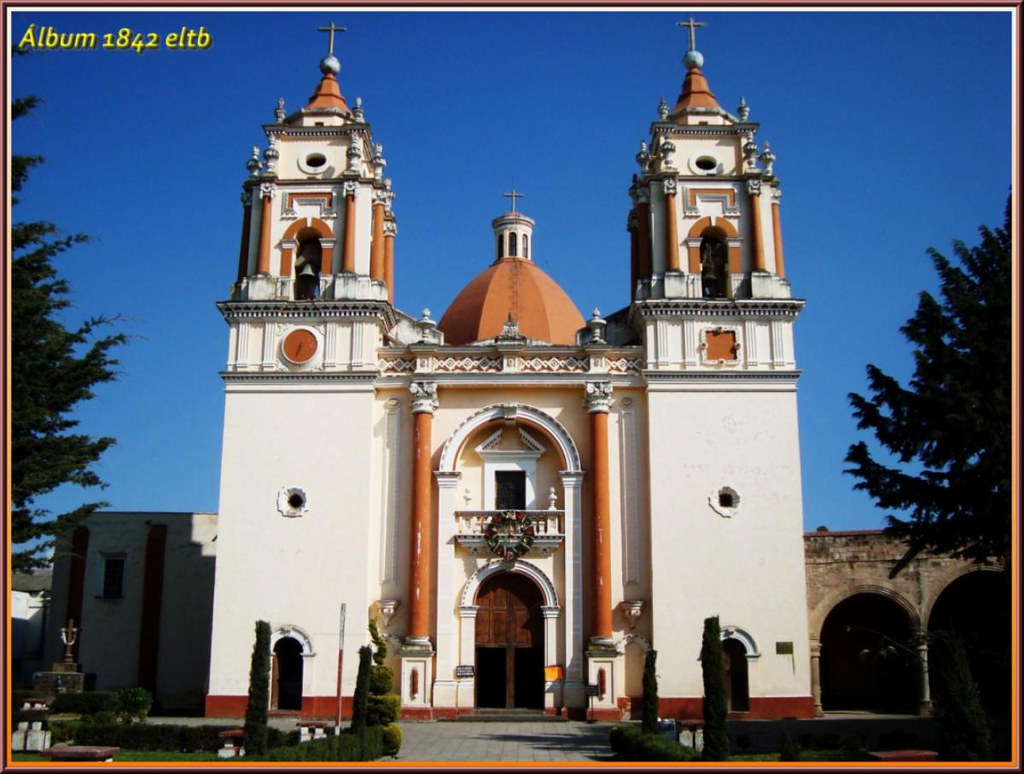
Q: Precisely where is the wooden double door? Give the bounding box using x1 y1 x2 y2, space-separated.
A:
475 572 544 709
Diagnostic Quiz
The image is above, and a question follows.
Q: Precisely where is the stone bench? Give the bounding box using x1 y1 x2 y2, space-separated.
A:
12 721 51 752
868 750 940 762
41 744 119 762
217 729 245 758
296 720 331 742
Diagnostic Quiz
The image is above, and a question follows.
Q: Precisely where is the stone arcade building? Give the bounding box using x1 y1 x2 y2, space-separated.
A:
40 25 1007 722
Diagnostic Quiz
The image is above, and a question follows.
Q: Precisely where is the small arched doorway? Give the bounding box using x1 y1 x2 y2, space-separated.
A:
475 572 544 709
722 638 750 712
272 637 303 711
820 593 917 712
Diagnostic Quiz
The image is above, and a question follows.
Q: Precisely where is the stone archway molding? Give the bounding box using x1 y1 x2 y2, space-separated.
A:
270 624 316 657
721 625 760 658
811 584 921 640
617 633 652 654
439 402 582 472
461 558 560 610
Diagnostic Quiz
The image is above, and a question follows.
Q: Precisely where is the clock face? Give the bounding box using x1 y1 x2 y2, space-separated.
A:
282 329 318 364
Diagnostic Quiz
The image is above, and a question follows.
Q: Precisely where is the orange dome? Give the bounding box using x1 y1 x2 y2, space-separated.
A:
438 257 585 346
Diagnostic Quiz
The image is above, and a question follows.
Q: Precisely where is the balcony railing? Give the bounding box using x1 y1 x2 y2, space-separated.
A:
453 510 565 557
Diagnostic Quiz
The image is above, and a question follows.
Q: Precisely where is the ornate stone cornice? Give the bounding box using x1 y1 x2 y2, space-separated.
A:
631 298 804 320
221 371 378 384
217 300 397 328
409 381 439 414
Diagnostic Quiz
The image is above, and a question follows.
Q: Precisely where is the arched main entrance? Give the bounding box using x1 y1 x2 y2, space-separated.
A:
272 637 303 711
475 572 544 709
820 593 917 712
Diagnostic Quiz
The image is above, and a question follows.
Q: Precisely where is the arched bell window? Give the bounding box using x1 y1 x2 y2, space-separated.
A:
509 232 518 257
699 229 729 299
295 235 321 300
523 234 529 260
497 233 505 259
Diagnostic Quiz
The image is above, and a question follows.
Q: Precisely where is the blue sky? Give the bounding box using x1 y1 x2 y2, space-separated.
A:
8 8 1014 534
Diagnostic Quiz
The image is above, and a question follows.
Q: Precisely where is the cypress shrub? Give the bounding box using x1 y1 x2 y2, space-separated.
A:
350 645 372 732
243 620 271 757
381 723 403 757
369 665 395 695
608 723 694 762
700 616 729 761
641 649 659 734
932 635 992 761
367 694 401 726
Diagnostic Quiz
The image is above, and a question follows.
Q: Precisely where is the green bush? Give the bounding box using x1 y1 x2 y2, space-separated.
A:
261 727 384 762
779 726 802 761
369 664 395 695
49 692 119 715
367 694 401 726
609 724 695 762
932 635 992 761
641 650 659 735
12 709 49 727
64 722 281 753
381 724 402 757
117 686 152 723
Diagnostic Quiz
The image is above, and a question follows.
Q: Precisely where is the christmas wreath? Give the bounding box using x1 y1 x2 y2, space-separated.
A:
482 511 536 561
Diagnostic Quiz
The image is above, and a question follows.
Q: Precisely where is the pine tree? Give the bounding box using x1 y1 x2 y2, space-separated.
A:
641 649 659 734
846 199 1011 574
11 80 126 572
700 616 729 761
243 620 271 756
931 635 992 761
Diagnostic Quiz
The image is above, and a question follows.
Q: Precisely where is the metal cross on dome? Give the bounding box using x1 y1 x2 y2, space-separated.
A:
503 188 524 213
318 22 346 56
678 17 706 51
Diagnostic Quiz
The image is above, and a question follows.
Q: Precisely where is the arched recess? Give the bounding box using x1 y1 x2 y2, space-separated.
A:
686 216 741 278
270 624 315 656
927 568 1010 711
439 403 581 473
281 217 334 278
819 591 918 713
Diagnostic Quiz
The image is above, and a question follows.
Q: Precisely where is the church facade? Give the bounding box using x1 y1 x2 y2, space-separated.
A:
193 25 813 721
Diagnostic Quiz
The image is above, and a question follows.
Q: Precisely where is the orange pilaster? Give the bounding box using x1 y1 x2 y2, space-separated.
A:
590 409 612 640
256 194 273 275
771 201 786 278
342 192 356 273
664 191 680 272
408 409 433 639
750 191 766 272
384 231 395 304
370 201 385 281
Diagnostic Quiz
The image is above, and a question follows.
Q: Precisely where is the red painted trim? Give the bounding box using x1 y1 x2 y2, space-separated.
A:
399 707 435 721
205 695 249 718
659 696 815 720
206 695 351 720
137 524 167 693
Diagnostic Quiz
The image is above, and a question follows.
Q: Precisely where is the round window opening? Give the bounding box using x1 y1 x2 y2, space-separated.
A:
695 156 718 172
288 492 306 509
305 153 327 169
709 485 741 518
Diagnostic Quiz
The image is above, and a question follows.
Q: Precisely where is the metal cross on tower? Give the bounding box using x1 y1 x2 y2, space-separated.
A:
503 188 524 213
318 22 346 56
677 17 706 51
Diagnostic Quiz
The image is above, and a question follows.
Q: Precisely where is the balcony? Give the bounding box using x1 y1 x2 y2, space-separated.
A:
454 510 564 557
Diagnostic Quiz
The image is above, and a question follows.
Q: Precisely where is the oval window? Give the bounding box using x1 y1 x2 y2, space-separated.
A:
306 153 327 169
695 156 717 171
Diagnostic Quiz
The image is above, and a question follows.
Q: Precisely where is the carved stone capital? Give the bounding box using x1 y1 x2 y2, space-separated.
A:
773 188 783 202
259 182 277 200
583 381 614 413
384 220 398 238
746 179 762 197
342 180 358 198
662 177 678 196
240 190 252 207
409 381 438 414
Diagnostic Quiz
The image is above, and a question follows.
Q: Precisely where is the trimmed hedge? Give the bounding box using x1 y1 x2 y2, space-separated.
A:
261 726 384 762
381 724 402 757
64 722 291 753
609 724 695 762
49 692 120 715
366 694 401 726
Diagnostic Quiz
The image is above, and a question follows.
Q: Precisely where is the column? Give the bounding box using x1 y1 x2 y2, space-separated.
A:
771 189 786 278
560 470 585 709
369 191 386 281
584 382 614 646
542 605 562 713
663 179 680 272
406 381 438 645
917 638 932 716
256 182 276 275
236 190 253 282
384 219 396 305
342 181 357 273
809 639 823 717
747 179 766 272
432 470 462 708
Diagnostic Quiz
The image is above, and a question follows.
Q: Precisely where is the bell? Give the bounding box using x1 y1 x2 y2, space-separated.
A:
298 263 316 277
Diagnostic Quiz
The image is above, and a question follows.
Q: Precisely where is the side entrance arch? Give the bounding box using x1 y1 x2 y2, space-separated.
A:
271 637 303 711
475 572 545 709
